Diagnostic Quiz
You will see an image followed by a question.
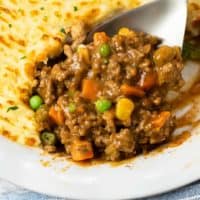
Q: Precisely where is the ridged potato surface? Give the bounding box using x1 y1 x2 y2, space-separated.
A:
0 0 140 146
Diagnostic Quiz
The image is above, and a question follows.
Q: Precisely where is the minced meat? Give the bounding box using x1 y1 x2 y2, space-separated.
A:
33 24 184 161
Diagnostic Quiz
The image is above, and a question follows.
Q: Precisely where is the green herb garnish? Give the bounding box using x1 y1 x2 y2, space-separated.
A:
20 56 26 59
73 6 78 11
7 106 19 112
60 28 66 34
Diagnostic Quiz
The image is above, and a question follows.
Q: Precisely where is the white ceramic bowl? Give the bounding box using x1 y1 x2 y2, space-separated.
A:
0 60 200 199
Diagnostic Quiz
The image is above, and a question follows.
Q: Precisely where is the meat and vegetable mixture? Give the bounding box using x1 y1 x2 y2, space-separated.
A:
30 24 184 161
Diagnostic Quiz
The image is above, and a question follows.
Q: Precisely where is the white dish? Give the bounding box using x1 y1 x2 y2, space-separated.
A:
0 127 200 200
0 60 200 200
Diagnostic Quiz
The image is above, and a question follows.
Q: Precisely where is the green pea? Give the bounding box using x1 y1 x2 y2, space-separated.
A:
29 95 43 110
40 132 56 146
95 99 112 113
99 43 111 57
68 103 76 113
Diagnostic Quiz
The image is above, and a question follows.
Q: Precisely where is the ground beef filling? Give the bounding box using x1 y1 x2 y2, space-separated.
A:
33 25 184 161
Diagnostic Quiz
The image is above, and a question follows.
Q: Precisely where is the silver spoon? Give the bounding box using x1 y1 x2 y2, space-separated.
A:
87 0 187 47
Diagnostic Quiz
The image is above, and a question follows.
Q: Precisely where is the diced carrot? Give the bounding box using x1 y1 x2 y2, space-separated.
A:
93 32 109 46
121 84 145 97
139 71 157 90
152 111 171 129
71 140 94 161
49 106 65 125
81 79 99 100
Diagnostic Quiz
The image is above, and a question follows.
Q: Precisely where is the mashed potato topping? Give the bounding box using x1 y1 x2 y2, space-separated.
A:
0 0 140 146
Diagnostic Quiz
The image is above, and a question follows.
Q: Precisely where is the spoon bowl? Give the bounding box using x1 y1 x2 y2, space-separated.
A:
87 0 187 47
